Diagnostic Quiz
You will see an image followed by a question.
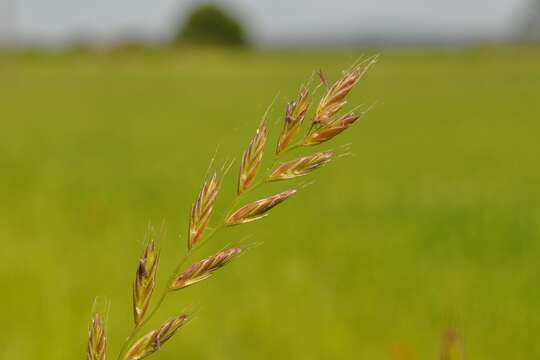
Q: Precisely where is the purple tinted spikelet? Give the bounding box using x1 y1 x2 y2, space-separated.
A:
238 118 268 194
170 248 242 290
314 59 375 125
87 313 106 360
268 152 334 181
303 112 361 146
133 239 158 326
277 87 309 154
188 172 219 250
124 315 189 360
226 189 297 225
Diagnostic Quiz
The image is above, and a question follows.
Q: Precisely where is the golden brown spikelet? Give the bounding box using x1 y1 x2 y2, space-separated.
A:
268 151 334 181
124 315 189 360
133 239 158 326
188 172 219 250
303 112 361 146
170 248 242 290
226 189 297 225
87 313 106 360
276 87 309 154
314 58 375 125
238 118 268 194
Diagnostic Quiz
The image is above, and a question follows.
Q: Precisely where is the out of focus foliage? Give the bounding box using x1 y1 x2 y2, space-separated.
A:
1 47 540 359
176 4 248 46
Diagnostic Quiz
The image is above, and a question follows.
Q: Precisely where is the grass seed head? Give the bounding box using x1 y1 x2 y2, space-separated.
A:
188 172 220 249
170 248 242 290
87 60 377 360
277 87 309 154
238 118 268 194
124 315 189 360
133 239 159 326
314 60 374 125
303 112 361 146
87 313 106 360
268 151 334 181
226 189 297 225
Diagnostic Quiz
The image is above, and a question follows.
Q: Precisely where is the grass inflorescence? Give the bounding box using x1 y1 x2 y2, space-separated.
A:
87 56 378 360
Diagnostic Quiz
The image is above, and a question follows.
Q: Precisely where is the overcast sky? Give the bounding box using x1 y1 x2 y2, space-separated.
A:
2 0 530 45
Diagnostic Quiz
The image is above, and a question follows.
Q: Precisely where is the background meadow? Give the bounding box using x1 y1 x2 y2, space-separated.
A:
1 46 539 359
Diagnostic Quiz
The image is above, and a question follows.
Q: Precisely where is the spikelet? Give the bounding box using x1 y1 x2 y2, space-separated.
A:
276 87 309 154
303 112 360 146
188 172 219 250
226 189 297 225
133 239 158 326
314 59 374 125
238 118 268 194
87 313 106 360
268 152 334 181
170 248 242 290
124 315 189 360
440 329 464 360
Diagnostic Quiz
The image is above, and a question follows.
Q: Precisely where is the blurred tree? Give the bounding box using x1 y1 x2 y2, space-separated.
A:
520 0 540 41
176 4 248 47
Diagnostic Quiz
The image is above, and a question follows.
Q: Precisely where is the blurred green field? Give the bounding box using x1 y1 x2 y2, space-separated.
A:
1 46 539 359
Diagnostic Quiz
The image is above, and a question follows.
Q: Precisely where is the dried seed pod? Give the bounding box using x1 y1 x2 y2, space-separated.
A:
226 189 297 225
87 313 106 360
124 315 189 360
303 112 360 146
314 60 373 125
440 329 464 360
170 248 242 290
188 172 219 249
238 119 268 194
133 239 159 326
268 152 334 181
277 88 309 154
